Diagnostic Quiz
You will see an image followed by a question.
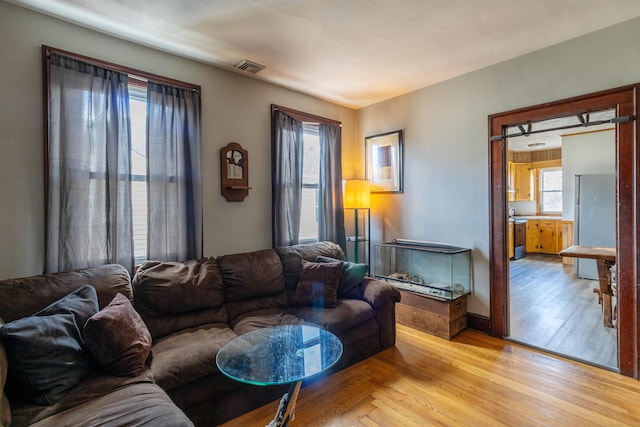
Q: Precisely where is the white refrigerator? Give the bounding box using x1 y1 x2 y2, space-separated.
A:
574 174 616 280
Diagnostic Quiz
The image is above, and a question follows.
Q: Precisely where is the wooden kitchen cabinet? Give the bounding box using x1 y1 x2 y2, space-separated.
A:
513 163 533 201
526 220 539 253
526 219 560 254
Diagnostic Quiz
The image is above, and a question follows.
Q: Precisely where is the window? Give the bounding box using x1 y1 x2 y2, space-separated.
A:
540 167 562 213
271 104 344 249
299 124 320 243
128 82 148 265
44 46 202 273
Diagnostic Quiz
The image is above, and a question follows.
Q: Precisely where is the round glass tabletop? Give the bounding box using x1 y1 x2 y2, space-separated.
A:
216 325 343 386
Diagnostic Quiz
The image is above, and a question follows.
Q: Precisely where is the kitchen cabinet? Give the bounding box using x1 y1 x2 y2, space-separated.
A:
526 219 560 254
513 163 533 201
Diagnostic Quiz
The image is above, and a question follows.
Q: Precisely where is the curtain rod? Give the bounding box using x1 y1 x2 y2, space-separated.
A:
43 45 201 92
272 104 341 125
490 115 633 141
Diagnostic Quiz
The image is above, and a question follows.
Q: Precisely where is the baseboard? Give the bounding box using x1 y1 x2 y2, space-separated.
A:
466 313 491 334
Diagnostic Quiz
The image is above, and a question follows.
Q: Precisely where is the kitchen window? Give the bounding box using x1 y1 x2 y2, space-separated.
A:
540 167 562 214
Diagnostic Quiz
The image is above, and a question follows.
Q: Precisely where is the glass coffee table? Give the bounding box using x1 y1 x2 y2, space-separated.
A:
216 325 343 427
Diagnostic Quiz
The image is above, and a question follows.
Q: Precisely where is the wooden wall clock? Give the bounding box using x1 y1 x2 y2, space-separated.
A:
220 142 251 202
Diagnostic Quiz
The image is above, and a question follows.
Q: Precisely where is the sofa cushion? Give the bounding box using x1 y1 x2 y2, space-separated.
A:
0 285 98 405
133 258 227 339
0 264 131 323
317 255 368 298
291 260 343 308
229 309 307 335
11 370 193 427
217 249 287 321
288 299 376 334
151 323 238 392
274 241 346 300
133 258 224 315
84 293 152 377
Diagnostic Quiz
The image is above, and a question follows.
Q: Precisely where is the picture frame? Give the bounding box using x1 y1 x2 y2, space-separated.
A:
365 130 403 193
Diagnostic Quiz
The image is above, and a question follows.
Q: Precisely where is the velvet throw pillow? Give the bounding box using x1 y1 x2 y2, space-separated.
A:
0 285 99 405
316 255 368 298
291 259 343 308
84 293 152 377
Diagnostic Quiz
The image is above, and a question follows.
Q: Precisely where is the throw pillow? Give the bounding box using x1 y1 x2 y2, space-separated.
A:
84 293 152 377
0 285 99 405
291 259 343 308
317 255 368 298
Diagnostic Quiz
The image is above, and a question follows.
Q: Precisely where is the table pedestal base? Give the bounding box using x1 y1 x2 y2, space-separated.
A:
266 381 302 427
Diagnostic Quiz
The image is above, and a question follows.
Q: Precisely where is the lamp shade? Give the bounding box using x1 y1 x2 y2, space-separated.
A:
343 180 371 209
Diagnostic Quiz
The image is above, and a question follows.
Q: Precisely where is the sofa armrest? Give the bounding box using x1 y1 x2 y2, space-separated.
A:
1 318 12 427
360 278 401 350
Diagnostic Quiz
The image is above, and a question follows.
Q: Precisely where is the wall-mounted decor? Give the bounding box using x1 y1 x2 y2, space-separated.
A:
220 142 251 201
365 130 403 193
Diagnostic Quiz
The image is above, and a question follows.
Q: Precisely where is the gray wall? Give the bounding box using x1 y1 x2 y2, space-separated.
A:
0 2 356 279
356 17 640 316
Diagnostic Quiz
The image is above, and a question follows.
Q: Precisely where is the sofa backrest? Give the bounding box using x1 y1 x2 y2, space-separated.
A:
274 241 345 300
132 258 227 339
217 249 287 322
0 264 132 323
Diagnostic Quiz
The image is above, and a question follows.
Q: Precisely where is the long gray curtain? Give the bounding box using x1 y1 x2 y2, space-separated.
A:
272 110 303 247
46 52 134 273
147 82 202 261
318 123 346 250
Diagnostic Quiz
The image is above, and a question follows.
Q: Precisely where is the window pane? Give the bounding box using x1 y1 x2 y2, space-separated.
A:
299 187 318 241
540 168 562 213
299 125 320 241
542 169 562 191
129 86 148 264
542 191 562 212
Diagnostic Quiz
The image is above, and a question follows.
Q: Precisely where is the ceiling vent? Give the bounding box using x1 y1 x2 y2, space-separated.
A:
234 59 266 74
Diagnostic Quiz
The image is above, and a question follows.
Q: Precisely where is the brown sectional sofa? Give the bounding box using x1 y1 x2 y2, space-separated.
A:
0 242 401 426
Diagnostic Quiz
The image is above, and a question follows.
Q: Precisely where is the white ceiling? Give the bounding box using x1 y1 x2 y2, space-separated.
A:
10 0 640 108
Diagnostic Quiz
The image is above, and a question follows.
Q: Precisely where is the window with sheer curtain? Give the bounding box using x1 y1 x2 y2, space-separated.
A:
271 105 346 250
43 46 202 273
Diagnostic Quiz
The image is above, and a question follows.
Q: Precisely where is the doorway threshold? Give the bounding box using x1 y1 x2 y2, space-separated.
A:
505 336 618 373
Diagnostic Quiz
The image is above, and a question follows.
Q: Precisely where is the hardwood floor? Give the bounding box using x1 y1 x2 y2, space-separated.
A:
220 324 639 427
508 254 617 369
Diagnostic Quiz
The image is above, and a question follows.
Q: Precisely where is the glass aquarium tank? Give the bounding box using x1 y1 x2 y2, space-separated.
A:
373 239 471 300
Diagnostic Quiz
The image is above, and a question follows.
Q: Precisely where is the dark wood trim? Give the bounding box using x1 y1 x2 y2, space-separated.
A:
271 104 341 125
41 47 50 272
488 84 639 378
42 45 201 91
466 313 491 334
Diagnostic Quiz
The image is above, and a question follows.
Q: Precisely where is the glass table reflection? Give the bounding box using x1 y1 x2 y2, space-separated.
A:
216 325 343 426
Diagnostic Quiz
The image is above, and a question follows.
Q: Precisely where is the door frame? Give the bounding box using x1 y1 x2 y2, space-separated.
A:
488 84 639 377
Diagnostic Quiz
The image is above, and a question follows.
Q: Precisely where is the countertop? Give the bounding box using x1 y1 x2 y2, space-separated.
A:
513 215 564 220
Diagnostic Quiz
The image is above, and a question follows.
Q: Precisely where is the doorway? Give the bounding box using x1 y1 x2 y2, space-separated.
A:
505 113 617 369
488 85 639 377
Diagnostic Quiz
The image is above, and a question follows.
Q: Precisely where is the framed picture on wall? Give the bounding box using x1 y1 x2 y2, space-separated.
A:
365 130 403 193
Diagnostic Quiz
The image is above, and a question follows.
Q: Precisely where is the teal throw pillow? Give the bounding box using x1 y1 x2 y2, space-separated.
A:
0 285 99 405
316 255 368 298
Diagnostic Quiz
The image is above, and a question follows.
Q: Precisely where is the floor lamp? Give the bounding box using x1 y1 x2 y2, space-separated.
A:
343 180 371 265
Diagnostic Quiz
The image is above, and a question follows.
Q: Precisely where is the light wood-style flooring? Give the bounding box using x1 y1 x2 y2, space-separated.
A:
508 254 617 369
221 324 640 427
